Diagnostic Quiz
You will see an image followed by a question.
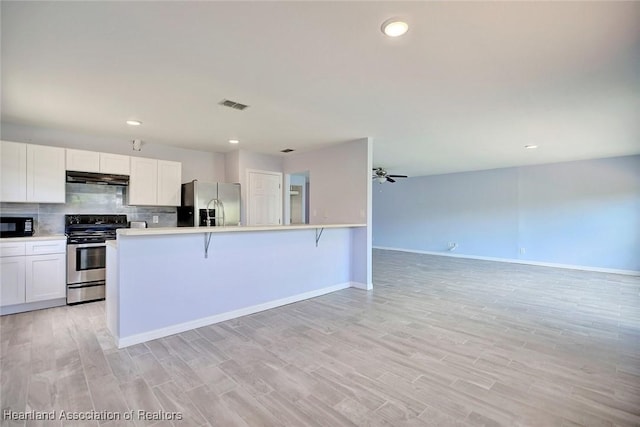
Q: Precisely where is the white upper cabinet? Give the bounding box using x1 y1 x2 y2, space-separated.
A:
157 160 182 206
27 144 66 203
129 156 158 206
66 149 130 175
100 153 130 175
2 141 179 206
129 157 181 206
66 148 100 172
1 141 65 203
0 140 27 202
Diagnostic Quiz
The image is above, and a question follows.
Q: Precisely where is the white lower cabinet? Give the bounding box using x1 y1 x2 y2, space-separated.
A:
0 239 66 309
0 257 26 306
25 253 66 302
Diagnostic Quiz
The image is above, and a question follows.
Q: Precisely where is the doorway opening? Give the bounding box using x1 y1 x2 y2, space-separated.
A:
286 171 309 225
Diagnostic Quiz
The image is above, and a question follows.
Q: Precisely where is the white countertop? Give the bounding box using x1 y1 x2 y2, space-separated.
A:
0 234 66 243
117 223 366 237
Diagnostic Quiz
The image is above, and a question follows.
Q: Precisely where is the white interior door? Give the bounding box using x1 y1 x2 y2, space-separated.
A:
247 171 282 226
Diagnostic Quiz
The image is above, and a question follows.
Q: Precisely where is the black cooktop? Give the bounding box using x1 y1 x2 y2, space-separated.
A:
65 214 128 243
65 214 128 226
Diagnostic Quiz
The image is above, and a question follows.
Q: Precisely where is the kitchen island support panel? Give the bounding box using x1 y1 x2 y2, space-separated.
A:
107 225 367 347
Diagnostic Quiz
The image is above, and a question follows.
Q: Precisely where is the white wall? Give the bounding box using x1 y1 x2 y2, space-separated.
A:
1 122 225 183
238 149 283 175
225 149 283 225
224 150 240 183
284 138 373 288
373 155 640 273
283 139 370 224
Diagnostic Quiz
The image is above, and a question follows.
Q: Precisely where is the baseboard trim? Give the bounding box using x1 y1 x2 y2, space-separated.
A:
0 298 66 316
373 246 640 277
117 282 352 348
350 281 373 290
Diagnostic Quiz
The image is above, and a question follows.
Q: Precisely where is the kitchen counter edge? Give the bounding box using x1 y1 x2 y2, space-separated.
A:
0 235 66 243
117 224 366 237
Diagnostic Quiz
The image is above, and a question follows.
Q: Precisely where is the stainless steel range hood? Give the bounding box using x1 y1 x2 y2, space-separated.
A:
66 171 129 186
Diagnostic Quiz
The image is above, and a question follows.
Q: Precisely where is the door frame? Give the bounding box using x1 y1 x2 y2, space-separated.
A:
246 169 283 226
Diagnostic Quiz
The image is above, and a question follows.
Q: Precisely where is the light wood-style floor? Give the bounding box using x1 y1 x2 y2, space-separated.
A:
1 249 639 426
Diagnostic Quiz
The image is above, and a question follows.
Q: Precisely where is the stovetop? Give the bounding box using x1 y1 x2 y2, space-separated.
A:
65 214 128 244
65 214 128 226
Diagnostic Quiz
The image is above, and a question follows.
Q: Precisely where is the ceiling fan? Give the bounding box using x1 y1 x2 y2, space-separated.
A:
372 167 408 183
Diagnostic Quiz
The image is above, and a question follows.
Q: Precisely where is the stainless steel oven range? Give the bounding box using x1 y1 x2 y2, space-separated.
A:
65 214 127 304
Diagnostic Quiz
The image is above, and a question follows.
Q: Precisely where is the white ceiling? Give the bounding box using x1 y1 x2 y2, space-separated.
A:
2 1 639 177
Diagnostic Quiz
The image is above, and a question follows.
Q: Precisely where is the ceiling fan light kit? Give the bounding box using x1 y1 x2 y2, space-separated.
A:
372 167 408 184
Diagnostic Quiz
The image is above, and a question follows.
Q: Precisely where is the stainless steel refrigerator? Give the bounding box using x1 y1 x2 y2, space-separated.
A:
177 180 241 227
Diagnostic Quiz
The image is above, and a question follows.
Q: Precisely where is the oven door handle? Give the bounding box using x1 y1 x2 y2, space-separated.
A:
67 282 104 289
67 242 107 249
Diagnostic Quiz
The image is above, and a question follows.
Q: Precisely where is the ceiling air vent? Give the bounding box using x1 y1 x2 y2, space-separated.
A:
219 99 249 111
280 148 295 153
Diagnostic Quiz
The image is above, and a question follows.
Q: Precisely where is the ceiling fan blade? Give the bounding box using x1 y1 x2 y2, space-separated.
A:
386 177 396 183
387 174 408 178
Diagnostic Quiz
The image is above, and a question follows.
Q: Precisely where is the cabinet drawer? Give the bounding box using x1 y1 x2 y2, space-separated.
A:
0 242 26 257
25 240 66 255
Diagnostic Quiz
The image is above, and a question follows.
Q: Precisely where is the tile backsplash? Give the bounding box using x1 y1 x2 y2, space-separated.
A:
0 183 176 235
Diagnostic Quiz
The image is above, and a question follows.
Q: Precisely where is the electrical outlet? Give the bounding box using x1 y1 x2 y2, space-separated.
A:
519 247 526 255
152 215 159 224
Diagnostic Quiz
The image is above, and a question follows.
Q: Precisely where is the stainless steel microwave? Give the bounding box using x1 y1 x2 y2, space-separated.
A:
0 217 34 238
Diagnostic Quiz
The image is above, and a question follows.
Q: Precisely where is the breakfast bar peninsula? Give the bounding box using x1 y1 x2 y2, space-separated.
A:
106 224 369 348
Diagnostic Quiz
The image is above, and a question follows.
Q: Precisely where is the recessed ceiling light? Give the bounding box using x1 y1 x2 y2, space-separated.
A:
525 145 538 149
126 120 142 126
229 139 239 144
381 18 409 37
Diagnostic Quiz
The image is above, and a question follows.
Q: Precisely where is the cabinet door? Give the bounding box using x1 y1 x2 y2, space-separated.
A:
25 254 66 302
0 257 26 306
157 160 182 206
66 148 100 172
100 153 130 175
129 157 158 205
27 144 66 203
0 140 27 202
